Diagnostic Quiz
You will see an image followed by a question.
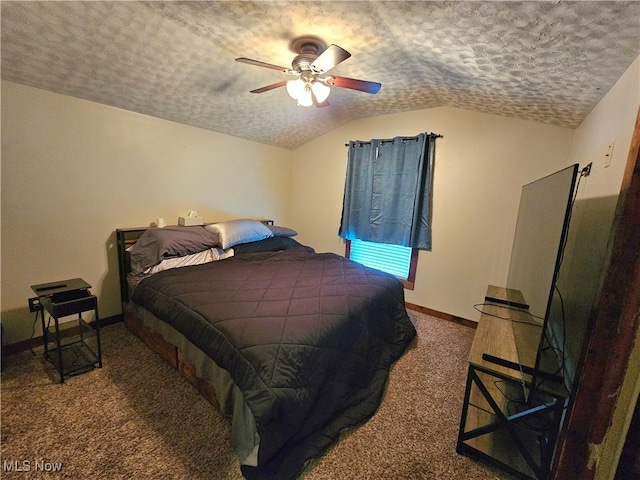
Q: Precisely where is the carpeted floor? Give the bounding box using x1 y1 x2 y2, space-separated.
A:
1 311 515 479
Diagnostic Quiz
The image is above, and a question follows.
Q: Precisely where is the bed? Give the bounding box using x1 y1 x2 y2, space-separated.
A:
115 220 416 480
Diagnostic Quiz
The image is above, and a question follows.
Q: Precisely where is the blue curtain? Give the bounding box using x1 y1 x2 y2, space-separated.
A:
338 133 437 250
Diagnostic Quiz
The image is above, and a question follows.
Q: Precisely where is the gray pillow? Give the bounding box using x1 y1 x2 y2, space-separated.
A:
129 226 219 274
232 236 311 255
266 224 298 237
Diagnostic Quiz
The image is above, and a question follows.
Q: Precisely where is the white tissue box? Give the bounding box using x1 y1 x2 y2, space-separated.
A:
178 216 204 226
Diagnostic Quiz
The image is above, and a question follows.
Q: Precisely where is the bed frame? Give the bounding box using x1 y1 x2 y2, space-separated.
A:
115 222 272 411
115 221 417 476
115 225 222 409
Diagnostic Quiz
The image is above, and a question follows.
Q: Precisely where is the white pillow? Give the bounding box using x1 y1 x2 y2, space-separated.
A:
205 219 274 249
143 247 233 276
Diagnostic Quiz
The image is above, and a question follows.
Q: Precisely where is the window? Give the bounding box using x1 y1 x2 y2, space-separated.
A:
339 133 437 251
346 239 418 290
339 133 439 292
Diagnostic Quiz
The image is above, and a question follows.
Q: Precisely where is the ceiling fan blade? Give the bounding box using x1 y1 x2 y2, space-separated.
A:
250 81 287 94
326 76 381 94
310 44 351 74
235 57 290 73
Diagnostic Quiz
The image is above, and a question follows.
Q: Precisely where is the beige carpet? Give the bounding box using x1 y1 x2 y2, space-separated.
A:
1 311 514 479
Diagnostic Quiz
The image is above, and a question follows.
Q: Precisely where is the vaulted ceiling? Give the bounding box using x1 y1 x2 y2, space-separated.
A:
2 1 639 150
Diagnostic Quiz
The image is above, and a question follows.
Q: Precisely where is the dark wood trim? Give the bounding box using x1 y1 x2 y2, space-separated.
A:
1 313 123 357
403 248 419 290
405 302 477 329
553 106 640 479
344 238 352 259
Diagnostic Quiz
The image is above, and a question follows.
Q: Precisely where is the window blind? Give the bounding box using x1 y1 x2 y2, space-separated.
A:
349 239 412 279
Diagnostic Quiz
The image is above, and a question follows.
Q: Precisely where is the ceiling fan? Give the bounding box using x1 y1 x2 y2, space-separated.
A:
235 37 381 108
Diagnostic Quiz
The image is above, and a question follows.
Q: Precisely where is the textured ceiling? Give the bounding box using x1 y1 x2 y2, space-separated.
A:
2 1 639 150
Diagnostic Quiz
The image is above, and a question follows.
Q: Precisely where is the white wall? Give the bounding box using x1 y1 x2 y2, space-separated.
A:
291 106 575 322
1 81 293 344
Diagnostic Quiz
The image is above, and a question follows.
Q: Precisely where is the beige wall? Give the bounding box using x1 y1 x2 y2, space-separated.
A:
559 56 639 385
1 81 293 344
290 106 575 322
561 57 640 480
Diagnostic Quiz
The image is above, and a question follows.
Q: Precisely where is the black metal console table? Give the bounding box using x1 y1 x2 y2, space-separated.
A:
456 285 568 480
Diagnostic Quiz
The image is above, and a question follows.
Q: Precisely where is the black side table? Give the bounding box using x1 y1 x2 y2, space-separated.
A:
31 278 102 383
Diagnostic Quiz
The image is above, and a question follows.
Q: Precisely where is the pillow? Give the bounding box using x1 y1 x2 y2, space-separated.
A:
144 247 233 276
205 219 273 249
129 226 220 274
266 224 298 237
232 236 313 255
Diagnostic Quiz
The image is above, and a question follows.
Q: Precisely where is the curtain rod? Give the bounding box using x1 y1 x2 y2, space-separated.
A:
345 132 443 147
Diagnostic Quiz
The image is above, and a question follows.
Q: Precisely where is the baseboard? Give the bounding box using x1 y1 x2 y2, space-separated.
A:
1 313 123 357
405 302 477 329
2 305 474 356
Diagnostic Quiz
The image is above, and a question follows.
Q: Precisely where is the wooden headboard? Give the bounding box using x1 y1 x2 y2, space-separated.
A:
115 220 274 304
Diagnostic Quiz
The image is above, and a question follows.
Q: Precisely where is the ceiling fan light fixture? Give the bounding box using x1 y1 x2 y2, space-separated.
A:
286 78 305 100
288 77 329 107
297 86 314 107
311 81 330 103
239 39 379 108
